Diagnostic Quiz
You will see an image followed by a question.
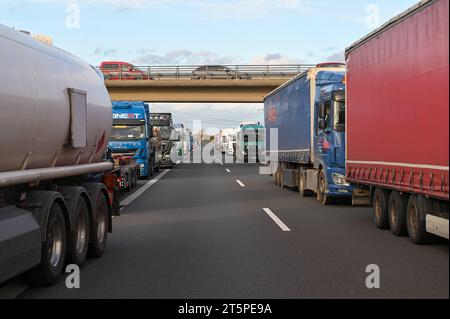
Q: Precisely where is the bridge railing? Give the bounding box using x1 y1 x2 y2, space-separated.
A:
101 64 314 81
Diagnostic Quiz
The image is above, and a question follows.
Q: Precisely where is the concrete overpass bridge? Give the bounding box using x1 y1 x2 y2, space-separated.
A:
103 64 313 103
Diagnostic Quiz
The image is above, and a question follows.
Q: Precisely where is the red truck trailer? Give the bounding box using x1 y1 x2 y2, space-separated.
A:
345 0 449 244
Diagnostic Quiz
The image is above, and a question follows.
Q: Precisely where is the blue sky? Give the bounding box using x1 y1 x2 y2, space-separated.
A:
0 0 419 131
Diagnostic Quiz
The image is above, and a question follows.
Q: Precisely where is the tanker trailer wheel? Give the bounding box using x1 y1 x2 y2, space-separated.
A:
388 191 408 236
67 195 90 265
88 192 109 257
406 195 432 245
299 168 313 197
373 188 390 229
24 200 67 286
317 170 332 205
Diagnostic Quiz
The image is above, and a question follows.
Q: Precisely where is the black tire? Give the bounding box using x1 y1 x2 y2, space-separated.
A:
149 156 155 177
112 189 121 216
130 170 135 188
388 191 408 236
88 192 109 258
133 170 138 188
124 172 132 192
373 188 390 229
407 195 432 245
67 196 90 266
299 169 313 197
24 201 67 286
317 170 332 205
279 168 284 188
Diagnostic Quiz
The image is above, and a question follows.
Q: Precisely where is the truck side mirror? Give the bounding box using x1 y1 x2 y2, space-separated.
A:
319 119 328 130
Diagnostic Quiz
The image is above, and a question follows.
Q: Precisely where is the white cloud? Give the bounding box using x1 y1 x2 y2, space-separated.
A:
132 49 240 65
3 0 306 14
250 52 302 64
325 50 345 62
194 0 306 19
92 46 309 67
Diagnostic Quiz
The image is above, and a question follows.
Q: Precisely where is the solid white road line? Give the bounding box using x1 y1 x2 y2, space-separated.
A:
120 169 171 210
236 180 245 187
263 208 291 232
226 169 231 173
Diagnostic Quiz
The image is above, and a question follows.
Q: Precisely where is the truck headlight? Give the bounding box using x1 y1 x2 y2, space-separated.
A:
332 173 350 186
139 164 145 170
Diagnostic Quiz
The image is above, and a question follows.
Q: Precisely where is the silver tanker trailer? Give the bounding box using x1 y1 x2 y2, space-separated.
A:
0 24 119 286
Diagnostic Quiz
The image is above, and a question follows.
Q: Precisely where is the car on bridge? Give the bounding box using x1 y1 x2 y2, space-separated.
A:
191 65 250 80
100 61 150 80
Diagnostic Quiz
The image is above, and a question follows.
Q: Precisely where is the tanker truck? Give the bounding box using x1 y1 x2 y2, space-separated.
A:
0 24 119 285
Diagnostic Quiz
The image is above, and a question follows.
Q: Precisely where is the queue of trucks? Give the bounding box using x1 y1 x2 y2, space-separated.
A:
265 0 449 244
0 0 447 290
216 123 265 161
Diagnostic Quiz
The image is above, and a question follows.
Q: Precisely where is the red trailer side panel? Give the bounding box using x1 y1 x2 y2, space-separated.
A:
346 0 449 200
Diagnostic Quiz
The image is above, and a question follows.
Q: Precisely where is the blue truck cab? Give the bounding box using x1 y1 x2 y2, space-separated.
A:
109 101 158 178
313 74 353 201
264 63 352 205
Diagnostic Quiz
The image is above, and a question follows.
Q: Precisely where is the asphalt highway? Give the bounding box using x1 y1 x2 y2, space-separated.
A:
20 161 449 299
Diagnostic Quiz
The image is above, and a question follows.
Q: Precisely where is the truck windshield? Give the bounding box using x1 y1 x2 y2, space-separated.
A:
110 125 145 141
154 126 172 140
333 100 345 132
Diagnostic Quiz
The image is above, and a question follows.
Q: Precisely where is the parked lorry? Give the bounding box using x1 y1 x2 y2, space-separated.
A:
226 129 237 157
216 128 236 154
264 63 353 204
0 24 120 285
151 113 175 168
345 0 449 243
236 123 265 163
173 123 191 158
109 101 160 179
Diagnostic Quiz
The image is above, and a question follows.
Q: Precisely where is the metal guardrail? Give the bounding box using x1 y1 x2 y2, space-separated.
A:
100 64 315 81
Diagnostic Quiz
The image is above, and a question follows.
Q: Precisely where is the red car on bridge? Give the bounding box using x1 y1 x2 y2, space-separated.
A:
100 61 150 80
